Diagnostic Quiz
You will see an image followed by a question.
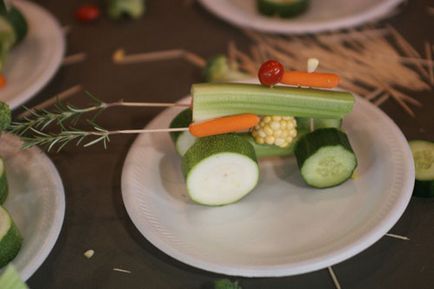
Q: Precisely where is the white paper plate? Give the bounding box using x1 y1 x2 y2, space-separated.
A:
121 95 414 277
198 0 404 34
0 0 65 109
0 134 65 281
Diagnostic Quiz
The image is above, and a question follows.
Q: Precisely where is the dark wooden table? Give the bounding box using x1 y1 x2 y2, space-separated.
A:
21 0 434 288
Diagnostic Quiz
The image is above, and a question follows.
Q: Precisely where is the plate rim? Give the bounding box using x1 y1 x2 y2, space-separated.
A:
1 134 65 281
3 0 65 110
121 95 414 277
198 0 404 34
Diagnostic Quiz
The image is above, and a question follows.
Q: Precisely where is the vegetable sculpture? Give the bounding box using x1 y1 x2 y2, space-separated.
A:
0 0 28 86
0 59 361 206
168 60 358 205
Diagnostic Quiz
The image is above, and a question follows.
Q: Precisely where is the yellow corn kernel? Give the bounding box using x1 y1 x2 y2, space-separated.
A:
265 136 275 144
264 126 273 136
255 136 265 144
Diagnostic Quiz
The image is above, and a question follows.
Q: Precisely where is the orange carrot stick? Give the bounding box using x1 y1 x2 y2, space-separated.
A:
189 114 260 137
281 71 340 88
0 74 6 89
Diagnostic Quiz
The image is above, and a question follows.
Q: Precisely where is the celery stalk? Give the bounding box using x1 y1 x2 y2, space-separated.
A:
191 83 354 121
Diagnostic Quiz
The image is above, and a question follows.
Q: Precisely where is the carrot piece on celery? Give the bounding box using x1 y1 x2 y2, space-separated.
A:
189 114 260 137
281 71 340 88
0 74 6 88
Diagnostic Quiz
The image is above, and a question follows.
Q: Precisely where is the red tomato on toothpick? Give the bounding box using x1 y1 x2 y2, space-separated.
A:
258 60 284 87
75 4 101 23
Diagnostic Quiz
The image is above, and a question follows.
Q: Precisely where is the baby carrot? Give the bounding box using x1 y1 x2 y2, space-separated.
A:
281 71 340 88
0 74 6 89
189 114 260 137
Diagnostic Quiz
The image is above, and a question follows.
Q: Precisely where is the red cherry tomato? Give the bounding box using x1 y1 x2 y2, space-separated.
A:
75 4 100 23
258 60 284 86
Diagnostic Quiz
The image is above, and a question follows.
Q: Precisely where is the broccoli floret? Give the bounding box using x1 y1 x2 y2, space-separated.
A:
107 0 145 20
0 101 11 131
203 55 250 83
213 279 242 289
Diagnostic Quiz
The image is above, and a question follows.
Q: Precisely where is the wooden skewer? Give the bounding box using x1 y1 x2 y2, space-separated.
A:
107 127 189 135
112 49 206 68
18 84 83 119
183 51 206 68
387 25 431 81
327 267 342 289
373 93 390 106
385 233 410 240
112 268 132 274
106 102 190 108
62 53 87 66
424 41 433 85
365 88 384 100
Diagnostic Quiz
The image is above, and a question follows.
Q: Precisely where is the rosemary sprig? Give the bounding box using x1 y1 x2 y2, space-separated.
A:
11 93 190 151
9 92 189 136
22 124 111 152
10 92 106 136
21 124 187 152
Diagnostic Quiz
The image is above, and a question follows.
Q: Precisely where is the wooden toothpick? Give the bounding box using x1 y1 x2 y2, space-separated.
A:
385 233 410 241
18 84 83 119
63 53 87 66
328 267 342 289
112 49 206 68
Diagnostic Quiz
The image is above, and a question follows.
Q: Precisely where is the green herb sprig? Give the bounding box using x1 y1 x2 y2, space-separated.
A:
9 93 189 151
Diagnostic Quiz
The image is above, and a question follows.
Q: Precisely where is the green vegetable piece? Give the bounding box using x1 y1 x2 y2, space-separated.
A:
169 108 192 143
257 0 309 18
0 206 23 268
242 129 308 158
0 158 8 204
0 0 8 15
0 17 15 71
0 101 11 131
296 117 342 131
182 134 259 206
214 279 242 289
4 7 28 45
107 0 145 20
169 108 197 156
409 140 434 198
203 55 249 82
0 265 28 289
295 128 357 188
191 83 355 121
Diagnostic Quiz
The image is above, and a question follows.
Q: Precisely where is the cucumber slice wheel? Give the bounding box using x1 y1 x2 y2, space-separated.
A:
0 158 8 204
169 108 197 156
0 265 28 289
409 140 434 198
182 134 259 206
295 128 357 188
0 206 23 268
257 0 309 18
